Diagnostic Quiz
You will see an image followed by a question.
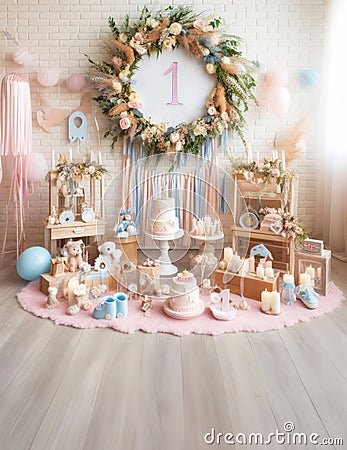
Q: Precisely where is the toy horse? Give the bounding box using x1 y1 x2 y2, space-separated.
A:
250 244 273 260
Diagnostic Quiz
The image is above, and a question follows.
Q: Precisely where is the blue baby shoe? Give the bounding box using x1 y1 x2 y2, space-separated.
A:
115 292 128 318
295 285 319 309
92 296 116 320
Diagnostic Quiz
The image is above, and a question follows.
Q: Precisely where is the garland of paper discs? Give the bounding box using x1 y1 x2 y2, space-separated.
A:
88 5 258 155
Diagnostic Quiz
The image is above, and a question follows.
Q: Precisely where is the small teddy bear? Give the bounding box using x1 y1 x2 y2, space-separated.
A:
98 241 122 268
45 286 59 309
115 208 136 238
65 239 84 272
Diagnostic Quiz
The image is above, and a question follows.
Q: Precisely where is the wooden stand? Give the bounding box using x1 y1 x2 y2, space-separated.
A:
231 227 295 274
231 172 298 274
214 269 280 301
115 235 138 265
45 170 105 259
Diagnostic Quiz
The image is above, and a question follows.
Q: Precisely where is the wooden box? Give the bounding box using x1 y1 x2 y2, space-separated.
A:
115 235 138 265
214 269 280 301
40 270 117 296
294 250 331 296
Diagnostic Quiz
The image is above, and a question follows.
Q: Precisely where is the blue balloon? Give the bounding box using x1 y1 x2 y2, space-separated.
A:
298 69 319 88
16 246 51 281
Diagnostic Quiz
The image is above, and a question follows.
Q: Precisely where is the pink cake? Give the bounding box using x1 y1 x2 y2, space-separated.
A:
169 271 200 314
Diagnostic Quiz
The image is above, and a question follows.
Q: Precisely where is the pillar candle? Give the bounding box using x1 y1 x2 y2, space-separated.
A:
265 267 274 278
256 264 265 278
261 289 272 312
248 256 255 273
67 277 80 306
231 254 242 273
69 147 73 162
224 247 233 263
281 149 286 170
260 258 266 266
305 265 315 286
299 273 311 286
283 273 294 284
221 289 230 313
271 290 281 314
98 150 102 165
265 260 272 268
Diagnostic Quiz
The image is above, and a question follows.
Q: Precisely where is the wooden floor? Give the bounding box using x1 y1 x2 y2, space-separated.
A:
0 257 346 450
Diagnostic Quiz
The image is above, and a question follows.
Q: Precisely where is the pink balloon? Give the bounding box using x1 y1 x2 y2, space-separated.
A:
66 73 86 92
12 47 32 67
265 70 288 88
267 86 291 118
37 68 59 87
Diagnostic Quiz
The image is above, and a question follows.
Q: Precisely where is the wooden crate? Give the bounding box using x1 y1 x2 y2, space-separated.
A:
214 269 280 301
40 270 117 296
294 250 331 296
115 235 138 265
231 226 294 274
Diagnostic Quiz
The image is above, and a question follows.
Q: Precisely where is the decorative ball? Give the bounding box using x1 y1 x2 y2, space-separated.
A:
37 68 60 87
298 69 319 88
12 47 32 67
66 73 86 91
16 246 51 281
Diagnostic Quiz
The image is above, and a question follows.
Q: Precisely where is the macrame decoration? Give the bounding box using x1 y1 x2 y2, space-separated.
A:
0 72 32 257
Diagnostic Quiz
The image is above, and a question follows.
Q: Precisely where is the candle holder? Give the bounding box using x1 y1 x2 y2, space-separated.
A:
294 250 331 296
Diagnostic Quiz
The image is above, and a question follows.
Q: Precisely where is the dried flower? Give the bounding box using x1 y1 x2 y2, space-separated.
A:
206 63 216 75
169 22 182 36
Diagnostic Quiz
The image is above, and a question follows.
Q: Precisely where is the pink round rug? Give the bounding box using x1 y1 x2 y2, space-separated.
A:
17 281 344 336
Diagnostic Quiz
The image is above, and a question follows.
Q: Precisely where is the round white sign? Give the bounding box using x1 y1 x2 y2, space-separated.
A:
133 47 215 127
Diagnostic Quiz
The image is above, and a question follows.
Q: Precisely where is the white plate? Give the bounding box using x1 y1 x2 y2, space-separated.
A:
210 304 238 321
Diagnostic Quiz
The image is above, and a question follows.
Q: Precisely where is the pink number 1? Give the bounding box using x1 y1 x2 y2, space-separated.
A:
164 61 183 106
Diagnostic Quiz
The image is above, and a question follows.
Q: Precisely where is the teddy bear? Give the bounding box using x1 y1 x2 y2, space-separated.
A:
65 239 84 272
45 286 59 309
114 208 136 238
97 241 122 268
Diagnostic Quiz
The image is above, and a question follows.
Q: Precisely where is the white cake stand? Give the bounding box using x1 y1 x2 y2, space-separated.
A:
189 232 224 259
146 229 184 276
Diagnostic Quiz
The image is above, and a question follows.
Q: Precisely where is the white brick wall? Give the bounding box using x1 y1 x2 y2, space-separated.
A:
0 0 325 250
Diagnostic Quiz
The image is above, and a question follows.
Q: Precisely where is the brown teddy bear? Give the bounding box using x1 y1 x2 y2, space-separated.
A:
65 239 84 272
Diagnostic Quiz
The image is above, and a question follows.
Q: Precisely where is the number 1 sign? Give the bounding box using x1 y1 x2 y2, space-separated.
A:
164 62 183 106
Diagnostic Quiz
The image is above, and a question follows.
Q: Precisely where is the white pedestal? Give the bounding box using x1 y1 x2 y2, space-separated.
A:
146 229 184 276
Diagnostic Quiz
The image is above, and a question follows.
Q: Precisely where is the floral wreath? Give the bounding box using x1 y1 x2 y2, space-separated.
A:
88 6 258 155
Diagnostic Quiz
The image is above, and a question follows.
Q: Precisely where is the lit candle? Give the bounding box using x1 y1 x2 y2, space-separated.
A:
261 289 272 312
221 289 230 313
248 256 255 273
271 290 281 314
265 260 272 268
69 147 73 162
299 272 311 287
51 148 55 170
265 267 274 278
281 149 286 170
305 265 315 286
224 247 233 263
256 264 265 278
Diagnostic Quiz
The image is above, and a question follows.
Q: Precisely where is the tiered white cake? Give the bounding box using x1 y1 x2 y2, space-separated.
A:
151 196 179 236
169 271 201 314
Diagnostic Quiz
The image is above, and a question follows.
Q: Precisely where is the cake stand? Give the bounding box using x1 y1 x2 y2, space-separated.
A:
190 233 224 267
146 229 184 276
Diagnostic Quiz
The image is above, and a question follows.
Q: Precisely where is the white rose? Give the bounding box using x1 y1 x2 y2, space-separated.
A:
202 48 210 56
206 63 216 75
111 80 122 93
170 132 180 143
158 122 168 133
162 36 176 50
221 111 229 121
202 25 213 33
120 111 128 118
193 124 206 136
147 18 159 29
169 22 182 36
150 126 158 135
221 56 231 64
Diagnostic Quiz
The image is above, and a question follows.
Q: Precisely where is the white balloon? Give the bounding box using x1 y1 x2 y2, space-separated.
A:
267 86 291 118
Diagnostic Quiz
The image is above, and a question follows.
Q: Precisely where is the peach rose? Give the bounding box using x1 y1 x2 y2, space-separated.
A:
119 117 131 130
